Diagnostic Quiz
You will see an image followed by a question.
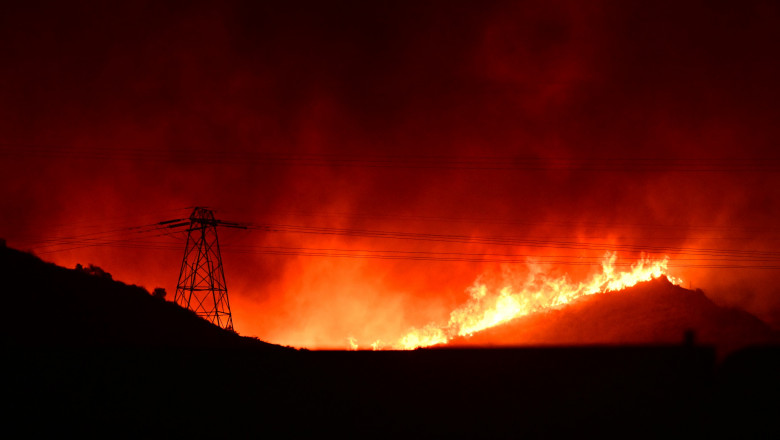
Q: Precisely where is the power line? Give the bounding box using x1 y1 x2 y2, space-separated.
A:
27 238 780 269
243 209 780 232
15 213 779 250
238 222 780 259
2 144 779 172
28 221 190 254
23 217 780 259
19 215 780 269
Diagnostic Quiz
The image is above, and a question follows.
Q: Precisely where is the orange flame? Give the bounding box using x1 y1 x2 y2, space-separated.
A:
367 252 682 350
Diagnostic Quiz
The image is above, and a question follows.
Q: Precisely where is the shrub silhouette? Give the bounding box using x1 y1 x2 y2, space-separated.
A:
152 287 167 300
75 263 113 280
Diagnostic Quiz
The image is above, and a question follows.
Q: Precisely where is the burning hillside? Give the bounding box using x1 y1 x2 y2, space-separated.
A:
353 253 681 349
347 253 776 354
450 276 778 356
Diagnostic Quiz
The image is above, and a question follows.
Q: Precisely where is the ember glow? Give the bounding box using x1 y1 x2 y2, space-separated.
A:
364 253 682 350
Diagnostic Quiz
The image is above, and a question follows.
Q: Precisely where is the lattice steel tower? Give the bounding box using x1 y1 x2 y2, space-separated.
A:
174 207 234 331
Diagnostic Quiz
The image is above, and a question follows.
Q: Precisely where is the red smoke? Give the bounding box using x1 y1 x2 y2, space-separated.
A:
2 1 779 348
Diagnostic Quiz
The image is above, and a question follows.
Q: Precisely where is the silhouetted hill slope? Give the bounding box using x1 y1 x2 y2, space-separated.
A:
449 277 779 355
0 246 289 350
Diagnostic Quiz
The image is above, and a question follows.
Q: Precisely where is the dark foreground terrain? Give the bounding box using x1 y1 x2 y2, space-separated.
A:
6 345 779 437
2 246 779 437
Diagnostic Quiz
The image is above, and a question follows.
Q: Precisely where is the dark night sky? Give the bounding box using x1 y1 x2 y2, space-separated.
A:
2 0 779 348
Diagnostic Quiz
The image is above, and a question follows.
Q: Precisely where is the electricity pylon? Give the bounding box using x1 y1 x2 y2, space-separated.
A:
174 207 238 331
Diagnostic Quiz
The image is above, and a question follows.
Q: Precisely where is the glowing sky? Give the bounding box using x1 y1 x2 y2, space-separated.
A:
2 1 779 348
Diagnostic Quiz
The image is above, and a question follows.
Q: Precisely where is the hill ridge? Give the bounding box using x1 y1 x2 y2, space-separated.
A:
0 245 289 351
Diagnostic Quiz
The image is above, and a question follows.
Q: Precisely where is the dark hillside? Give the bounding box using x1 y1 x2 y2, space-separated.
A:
0 245 287 350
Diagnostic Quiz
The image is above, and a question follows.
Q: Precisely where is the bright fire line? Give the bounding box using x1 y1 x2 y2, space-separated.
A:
364 252 682 350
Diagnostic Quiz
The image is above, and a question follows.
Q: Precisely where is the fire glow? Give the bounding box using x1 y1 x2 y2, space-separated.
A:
361 252 682 350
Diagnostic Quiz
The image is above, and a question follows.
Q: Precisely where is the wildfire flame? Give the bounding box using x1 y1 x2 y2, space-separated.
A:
367 252 682 350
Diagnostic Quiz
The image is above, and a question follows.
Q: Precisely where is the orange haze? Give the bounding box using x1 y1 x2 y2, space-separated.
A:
2 1 780 348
